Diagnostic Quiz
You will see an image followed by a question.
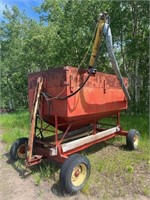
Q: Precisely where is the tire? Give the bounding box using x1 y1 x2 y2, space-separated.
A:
60 153 91 194
10 137 28 161
126 129 140 150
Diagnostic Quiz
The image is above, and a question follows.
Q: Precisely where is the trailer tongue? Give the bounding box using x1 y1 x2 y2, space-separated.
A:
10 13 139 194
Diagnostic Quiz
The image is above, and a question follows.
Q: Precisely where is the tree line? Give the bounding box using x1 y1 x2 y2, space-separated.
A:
0 0 149 114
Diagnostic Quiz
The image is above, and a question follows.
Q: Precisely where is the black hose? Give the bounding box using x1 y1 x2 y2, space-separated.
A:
41 14 110 101
41 69 92 100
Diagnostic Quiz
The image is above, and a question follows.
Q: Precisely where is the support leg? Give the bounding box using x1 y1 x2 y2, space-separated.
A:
26 77 43 165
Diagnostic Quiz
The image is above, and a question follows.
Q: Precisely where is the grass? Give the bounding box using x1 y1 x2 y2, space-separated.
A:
31 161 58 186
82 141 150 197
83 113 149 197
0 110 149 198
0 111 148 144
0 110 54 146
0 110 59 186
0 111 30 150
120 113 149 140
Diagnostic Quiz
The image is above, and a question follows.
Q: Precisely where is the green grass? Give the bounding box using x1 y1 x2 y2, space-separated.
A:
120 113 149 140
99 113 149 140
0 110 55 145
0 110 148 144
0 111 30 145
0 110 59 186
0 111 149 197
83 113 149 196
31 161 58 186
82 139 149 197
0 111 30 146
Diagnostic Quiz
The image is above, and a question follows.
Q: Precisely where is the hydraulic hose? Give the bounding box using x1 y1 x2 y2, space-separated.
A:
41 69 92 100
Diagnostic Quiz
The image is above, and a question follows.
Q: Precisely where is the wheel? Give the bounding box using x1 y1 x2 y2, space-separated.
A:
10 137 28 161
60 153 91 194
126 129 140 150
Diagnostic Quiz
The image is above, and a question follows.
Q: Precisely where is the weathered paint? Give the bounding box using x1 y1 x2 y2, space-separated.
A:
28 66 128 131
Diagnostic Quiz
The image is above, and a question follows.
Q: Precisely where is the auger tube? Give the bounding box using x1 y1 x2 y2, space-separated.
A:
103 22 131 100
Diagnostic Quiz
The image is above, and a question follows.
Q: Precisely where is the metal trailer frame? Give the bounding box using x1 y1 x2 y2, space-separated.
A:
25 77 128 167
26 110 128 167
10 75 139 194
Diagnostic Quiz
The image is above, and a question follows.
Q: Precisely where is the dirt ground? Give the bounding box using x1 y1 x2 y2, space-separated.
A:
0 130 149 200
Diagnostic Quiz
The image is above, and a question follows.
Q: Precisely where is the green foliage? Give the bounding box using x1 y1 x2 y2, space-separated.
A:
0 1 149 113
1 6 31 108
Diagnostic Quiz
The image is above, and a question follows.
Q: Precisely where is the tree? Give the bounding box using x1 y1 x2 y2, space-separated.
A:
1 6 26 108
0 1 149 113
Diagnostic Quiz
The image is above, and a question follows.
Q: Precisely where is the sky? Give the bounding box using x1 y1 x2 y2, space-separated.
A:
0 0 43 21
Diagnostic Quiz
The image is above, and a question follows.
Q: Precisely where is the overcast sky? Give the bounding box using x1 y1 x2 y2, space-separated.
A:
0 0 43 21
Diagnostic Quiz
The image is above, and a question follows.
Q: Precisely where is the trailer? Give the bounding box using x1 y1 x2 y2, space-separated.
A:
10 13 140 194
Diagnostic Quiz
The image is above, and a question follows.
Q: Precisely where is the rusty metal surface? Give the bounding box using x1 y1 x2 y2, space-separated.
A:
28 66 128 131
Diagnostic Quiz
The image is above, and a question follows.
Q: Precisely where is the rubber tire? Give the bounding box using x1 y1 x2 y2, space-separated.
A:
60 153 91 194
126 129 140 150
10 137 28 161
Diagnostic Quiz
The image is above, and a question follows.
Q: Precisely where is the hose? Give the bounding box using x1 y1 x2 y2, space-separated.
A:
40 13 112 101
41 69 92 100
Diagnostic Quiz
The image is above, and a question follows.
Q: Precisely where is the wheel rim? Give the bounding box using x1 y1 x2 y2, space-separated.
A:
17 144 26 159
71 163 87 187
133 134 139 149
